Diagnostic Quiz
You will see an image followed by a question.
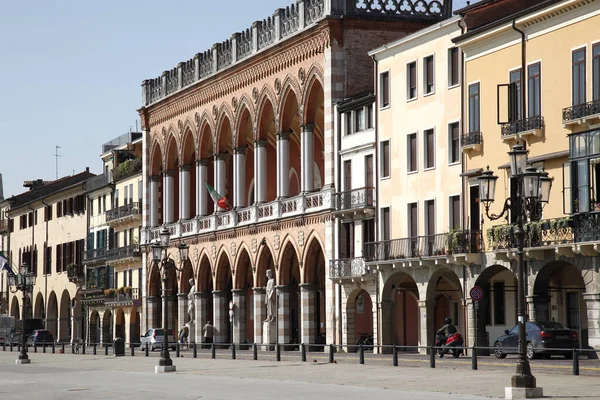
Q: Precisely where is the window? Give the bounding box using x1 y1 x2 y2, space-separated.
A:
380 140 390 178
407 133 417 173
425 199 435 236
129 269 133 289
138 180 143 204
449 195 460 230
424 129 435 169
408 203 418 237
102 195 107 212
355 107 365 132
424 56 434 94
448 47 459 86
363 219 375 244
493 281 506 325
527 63 541 117
114 189 119 208
124 186 129 205
365 155 374 188
509 69 522 121
45 245 52 275
90 198 94 216
468 83 480 133
381 207 390 241
407 62 417 99
380 71 390 108
573 48 586 105
343 160 352 191
449 122 460 164
594 44 600 101
366 104 373 129
345 112 353 135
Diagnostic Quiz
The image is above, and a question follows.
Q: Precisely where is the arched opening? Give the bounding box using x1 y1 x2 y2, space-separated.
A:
382 272 419 350
72 295 82 341
166 135 180 222
46 292 58 338
10 296 20 320
303 78 325 190
102 310 113 345
150 142 164 225
257 97 277 202
33 292 44 319
236 106 254 208
199 122 215 215
179 259 194 327
234 248 253 344
148 265 162 329
255 241 275 342
58 289 71 342
197 254 214 330
346 289 373 351
426 269 464 335
279 241 300 344
280 88 301 198
130 309 141 345
181 128 197 219
303 237 326 344
215 251 233 344
533 261 588 348
89 310 100 344
216 114 234 210
115 308 125 340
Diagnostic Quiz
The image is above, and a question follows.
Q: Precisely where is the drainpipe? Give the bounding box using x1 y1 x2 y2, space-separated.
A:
512 19 527 122
372 54 381 351
334 102 342 346
41 198 51 328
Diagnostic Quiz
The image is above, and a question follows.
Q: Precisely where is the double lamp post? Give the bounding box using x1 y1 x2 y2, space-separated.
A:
477 143 553 392
8 262 37 364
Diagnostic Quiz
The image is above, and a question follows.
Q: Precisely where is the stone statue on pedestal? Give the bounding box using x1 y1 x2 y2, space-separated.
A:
264 269 275 322
187 278 195 323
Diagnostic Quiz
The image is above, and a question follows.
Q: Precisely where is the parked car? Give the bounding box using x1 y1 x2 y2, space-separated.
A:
27 329 54 346
494 321 579 359
140 328 176 351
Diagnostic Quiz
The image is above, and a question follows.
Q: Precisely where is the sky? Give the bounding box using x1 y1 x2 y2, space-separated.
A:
0 0 469 199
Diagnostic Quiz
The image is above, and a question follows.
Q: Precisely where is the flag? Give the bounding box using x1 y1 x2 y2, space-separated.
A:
0 251 11 274
205 181 230 211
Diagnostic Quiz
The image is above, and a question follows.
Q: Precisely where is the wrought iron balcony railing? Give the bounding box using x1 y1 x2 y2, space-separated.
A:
106 245 141 263
106 202 141 223
105 288 139 305
329 257 371 279
573 211 600 243
333 187 374 212
487 217 574 251
563 99 600 123
84 247 106 263
501 115 544 137
364 230 481 262
460 131 482 147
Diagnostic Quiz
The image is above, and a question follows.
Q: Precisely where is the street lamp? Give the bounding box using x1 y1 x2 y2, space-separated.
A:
8 262 37 364
150 227 189 373
478 143 552 395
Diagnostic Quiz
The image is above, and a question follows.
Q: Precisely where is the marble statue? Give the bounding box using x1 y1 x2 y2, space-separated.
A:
187 278 195 323
264 269 275 322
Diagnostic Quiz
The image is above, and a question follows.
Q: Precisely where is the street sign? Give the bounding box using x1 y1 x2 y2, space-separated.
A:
470 286 484 302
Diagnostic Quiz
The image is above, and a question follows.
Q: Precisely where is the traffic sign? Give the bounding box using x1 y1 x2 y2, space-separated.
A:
470 286 484 302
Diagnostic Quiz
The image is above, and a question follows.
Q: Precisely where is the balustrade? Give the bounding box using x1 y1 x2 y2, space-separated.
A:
329 258 370 279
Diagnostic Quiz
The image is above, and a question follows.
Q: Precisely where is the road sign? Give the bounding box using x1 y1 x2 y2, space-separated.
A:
470 286 484 302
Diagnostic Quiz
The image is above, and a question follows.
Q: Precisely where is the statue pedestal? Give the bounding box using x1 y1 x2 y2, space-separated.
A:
187 322 196 344
262 321 276 351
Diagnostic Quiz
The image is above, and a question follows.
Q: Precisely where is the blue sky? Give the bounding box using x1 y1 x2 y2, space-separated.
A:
0 0 468 198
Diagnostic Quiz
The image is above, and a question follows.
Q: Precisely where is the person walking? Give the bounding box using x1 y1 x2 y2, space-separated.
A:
202 321 214 349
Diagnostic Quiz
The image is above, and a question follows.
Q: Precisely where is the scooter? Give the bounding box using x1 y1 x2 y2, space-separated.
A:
436 332 464 358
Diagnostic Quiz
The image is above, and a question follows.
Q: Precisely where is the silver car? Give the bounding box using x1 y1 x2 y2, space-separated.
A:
140 328 176 351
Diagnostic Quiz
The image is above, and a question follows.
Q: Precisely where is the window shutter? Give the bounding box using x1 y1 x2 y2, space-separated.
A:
563 162 572 214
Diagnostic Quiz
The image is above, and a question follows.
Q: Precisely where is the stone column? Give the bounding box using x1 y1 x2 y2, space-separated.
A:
149 176 159 227
299 283 316 346
526 295 537 322
254 140 267 204
163 170 175 223
179 165 190 220
233 147 246 208
196 159 208 216
276 132 290 198
194 292 209 344
232 289 246 344
301 124 314 193
213 290 228 344
146 296 158 329
584 293 600 349
418 300 433 354
214 153 227 211
466 298 476 350
167 295 177 334
374 299 386 354
253 288 266 344
276 285 290 344
98 315 104 345
177 293 187 331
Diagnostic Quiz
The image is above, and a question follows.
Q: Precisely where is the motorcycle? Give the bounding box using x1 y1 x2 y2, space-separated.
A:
436 332 464 358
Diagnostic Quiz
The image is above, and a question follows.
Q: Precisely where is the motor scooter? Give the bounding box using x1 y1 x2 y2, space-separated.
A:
436 332 464 358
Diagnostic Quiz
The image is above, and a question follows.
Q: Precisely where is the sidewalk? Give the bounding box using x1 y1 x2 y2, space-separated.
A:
1 351 600 399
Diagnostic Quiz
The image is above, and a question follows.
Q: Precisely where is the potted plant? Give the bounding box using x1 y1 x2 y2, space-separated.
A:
116 287 124 295
104 288 115 298
123 286 132 295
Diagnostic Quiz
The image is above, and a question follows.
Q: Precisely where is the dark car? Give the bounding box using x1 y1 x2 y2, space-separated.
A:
27 329 54 346
494 321 579 359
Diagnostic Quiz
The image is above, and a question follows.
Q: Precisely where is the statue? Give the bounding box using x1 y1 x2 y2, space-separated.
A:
264 269 275 322
187 278 195 323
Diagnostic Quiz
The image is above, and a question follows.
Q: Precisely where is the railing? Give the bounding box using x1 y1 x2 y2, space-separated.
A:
106 245 141 263
67 264 84 283
563 99 600 123
329 258 370 279
364 230 481 262
487 218 574 251
460 131 482 147
333 187 374 212
501 115 544 137
573 212 600 243
105 202 141 223
84 248 106 263
105 288 139 305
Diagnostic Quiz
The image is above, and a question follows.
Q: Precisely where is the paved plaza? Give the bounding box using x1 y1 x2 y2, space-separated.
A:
2 351 600 399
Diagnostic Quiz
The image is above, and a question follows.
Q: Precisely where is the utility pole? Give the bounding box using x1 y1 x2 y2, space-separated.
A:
55 146 62 180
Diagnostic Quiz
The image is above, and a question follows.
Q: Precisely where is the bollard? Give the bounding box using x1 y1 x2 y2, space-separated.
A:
43 344 46 353
2 342 5 351
72 344 75 354
51 343 55 354
276 344 281 361
471 346 478 370
10 342 13 352
130 345 134 357
94 343 97 355
62 343 65 354
34 343 37 353
359 344 364 365
193 343 197 358
144 343 149 357
231 344 236 360
176 343 180 358
104 345 108 356
573 349 579 376
329 344 334 363
301 343 306 362
211 343 216 359
253 343 258 360
393 345 398 367
430 346 435 368
82 343 86 355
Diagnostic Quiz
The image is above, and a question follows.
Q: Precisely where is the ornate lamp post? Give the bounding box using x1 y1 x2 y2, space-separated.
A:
478 143 552 397
8 262 37 364
151 227 189 373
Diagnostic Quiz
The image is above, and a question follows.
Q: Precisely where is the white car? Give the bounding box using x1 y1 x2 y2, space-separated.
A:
140 328 176 351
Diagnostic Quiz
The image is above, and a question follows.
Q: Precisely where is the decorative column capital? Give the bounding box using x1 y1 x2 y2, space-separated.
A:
214 152 228 161
177 293 187 300
231 288 245 296
301 123 315 133
299 283 315 292
275 284 290 293
234 146 247 155
163 170 175 177
252 287 266 295
179 164 190 172
254 139 268 148
150 175 161 182
276 131 292 140
197 158 210 167
212 290 227 298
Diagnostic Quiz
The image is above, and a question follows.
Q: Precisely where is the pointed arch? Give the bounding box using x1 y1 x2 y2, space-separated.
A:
215 246 233 291
301 64 325 112
234 246 253 290
179 117 198 159
301 230 325 269
216 103 235 150
166 124 181 164
277 234 301 286
193 247 213 280
277 75 302 133
150 139 164 176
196 252 214 292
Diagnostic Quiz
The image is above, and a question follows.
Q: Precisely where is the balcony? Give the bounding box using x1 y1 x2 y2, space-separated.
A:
364 230 482 268
563 99 600 127
105 287 140 307
329 258 372 281
332 187 375 221
142 188 333 244
106 202 141 225
84 248 107 265
460 131 482 152
501 115 544 143
67 264 84 284
106 245 141 264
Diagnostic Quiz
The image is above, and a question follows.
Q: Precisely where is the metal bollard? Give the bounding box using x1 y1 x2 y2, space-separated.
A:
211 343 216 359
430 346 435 368
471 346 478 370
231 344 236 360
359 344 364 365
72 344 75 354
43 344 46 353
34 343 37 353
144 343 149 357
253 343 258 360
573 349 579 376
301 343 306 362
51 343 55 353
176 343 180 358
193 343 197 358
82 343 86 355
104 345 108 356
2 342 5 351
10 342 13 352
393 345 398 367
94 343 97 355
62 343 65 354
276 344 281 361
329 344 334 363
130 345 134 357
